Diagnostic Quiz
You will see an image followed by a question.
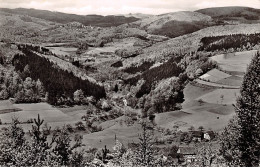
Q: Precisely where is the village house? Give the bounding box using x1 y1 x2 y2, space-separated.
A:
204 131 215 141
192 131 204 142
177 146 197 163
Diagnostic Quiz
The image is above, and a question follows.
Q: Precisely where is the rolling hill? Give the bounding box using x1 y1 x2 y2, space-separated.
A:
129 11 213 38
197 6 260 23
120 13 153 19
0 11 57 43
132 11 212 30
0 8 139 27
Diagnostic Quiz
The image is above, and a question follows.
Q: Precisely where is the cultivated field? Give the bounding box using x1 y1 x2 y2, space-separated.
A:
0 102 78 132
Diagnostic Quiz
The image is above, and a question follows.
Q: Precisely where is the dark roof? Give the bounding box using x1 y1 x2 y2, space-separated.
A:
192 131 203 138
178 147 196 155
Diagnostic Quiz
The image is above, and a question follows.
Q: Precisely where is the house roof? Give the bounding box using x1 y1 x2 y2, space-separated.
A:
192 131 203 138
178 147 196 155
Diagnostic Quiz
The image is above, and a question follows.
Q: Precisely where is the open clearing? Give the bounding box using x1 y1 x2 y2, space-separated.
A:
0 103 78 132
86 37 140 55
46 46 77 56
216 75 242 86
196 89 240 105
195 79 240 89
82 123 142 149
199 68 231 82
158 109 235 131
0 100 21 114
210 50 257 73
182 83 216 103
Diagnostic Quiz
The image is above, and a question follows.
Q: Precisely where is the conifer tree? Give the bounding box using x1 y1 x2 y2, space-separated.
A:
236 51 260 166
135 121 155 166
221 52 260 166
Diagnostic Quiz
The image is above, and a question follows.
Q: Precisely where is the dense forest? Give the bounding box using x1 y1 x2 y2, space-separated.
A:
152 20 210 38
198 33 260 52
12 45 106 105
125 55 183 98
123 61 154 74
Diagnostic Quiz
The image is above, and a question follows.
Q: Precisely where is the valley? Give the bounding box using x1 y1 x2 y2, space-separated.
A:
1 5 260 166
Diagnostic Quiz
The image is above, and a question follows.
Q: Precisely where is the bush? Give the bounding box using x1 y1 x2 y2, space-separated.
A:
111 61 123 68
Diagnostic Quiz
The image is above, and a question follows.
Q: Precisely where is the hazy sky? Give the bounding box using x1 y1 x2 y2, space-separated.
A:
1 0 260 15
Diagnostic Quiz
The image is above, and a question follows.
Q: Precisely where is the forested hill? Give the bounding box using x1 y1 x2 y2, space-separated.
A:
198 33 260 52
12 45 106 105
196 6 260 19
0 8 139 27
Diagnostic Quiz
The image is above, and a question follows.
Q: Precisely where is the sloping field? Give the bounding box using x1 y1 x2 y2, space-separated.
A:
199 68 231 82
155 110 191 126
182 83 216 104
196 79 240 89
196 89 240 105
210 50 258 72
216 75 243 86
0 103 74 123
0 100 21 114
157 109 235 131
82 123 142 149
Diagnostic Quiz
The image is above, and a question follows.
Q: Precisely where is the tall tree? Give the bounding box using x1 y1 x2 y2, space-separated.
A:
221 52 260 166
135 121 155 166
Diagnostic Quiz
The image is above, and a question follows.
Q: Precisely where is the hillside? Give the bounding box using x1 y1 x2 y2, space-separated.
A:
123 23 260 68
0 8 139 27
128 11 213 38
120 13 153 19
0 11 62 44
197 6 260 23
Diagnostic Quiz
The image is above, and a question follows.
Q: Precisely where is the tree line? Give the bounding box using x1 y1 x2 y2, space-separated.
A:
198 33 260 52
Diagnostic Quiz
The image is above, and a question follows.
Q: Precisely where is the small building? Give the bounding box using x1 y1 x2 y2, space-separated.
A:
177 146 197 163
204 131 215 141
192 131 204 142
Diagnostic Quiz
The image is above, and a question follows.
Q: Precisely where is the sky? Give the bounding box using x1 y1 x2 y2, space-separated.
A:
1 0 260 15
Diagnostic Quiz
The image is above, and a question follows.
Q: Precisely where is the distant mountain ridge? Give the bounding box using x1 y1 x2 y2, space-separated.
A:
120 13 153 19
0 8 140 27
1 6 260 40
196 6 260 20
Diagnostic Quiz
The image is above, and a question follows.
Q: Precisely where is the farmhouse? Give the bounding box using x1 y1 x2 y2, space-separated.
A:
177 146 197 163
204 131 216 141
192 131 204 142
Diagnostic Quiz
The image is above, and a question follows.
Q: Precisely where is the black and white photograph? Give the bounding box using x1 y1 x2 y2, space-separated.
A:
0 0 260 166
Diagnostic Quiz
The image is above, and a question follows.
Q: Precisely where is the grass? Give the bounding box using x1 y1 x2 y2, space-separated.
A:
46 46 77 56
195 89 240 105
0 100 21 114
216 76 242 86
82 122 142 149
0 103 75 124
199 68 231 82
210 50 257 72
183 83 216 103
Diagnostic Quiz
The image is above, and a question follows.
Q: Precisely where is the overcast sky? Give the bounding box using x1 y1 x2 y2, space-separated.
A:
1 0 260 15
